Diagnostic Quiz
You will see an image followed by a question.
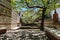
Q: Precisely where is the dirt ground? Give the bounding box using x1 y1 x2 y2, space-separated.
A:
44 19 60 30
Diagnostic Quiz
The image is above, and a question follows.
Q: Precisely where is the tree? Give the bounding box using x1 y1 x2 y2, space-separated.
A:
25 0 60 31
11 0 60 31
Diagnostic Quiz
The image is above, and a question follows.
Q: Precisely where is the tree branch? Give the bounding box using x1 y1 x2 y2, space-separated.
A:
25 2 43 8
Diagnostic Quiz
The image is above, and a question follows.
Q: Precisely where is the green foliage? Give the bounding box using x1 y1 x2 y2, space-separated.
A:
21 10 39 23
11 0 60 23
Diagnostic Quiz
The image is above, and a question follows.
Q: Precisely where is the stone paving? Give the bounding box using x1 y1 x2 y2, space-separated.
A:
0 29 48 40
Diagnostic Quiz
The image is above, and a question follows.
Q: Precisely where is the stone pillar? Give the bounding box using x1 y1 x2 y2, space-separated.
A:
53 10 58 24
11 9 20 29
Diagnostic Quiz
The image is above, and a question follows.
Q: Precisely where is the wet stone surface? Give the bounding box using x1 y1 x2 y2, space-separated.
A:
0 29 48 40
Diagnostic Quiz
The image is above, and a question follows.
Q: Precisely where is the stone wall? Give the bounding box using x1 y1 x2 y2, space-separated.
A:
11 9 20 29
0 0 11 29
0 0 20 29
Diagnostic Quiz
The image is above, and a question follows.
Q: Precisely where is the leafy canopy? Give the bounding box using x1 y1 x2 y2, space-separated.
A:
11 0 60 23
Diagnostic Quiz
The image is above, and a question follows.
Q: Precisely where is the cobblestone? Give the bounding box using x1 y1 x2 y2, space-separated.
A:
0 29 48 40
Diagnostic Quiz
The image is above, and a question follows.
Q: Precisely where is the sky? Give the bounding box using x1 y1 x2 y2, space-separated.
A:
21 8 27 11
20 8 39 11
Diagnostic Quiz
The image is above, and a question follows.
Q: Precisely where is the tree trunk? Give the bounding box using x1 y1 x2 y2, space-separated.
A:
40 7 46 31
